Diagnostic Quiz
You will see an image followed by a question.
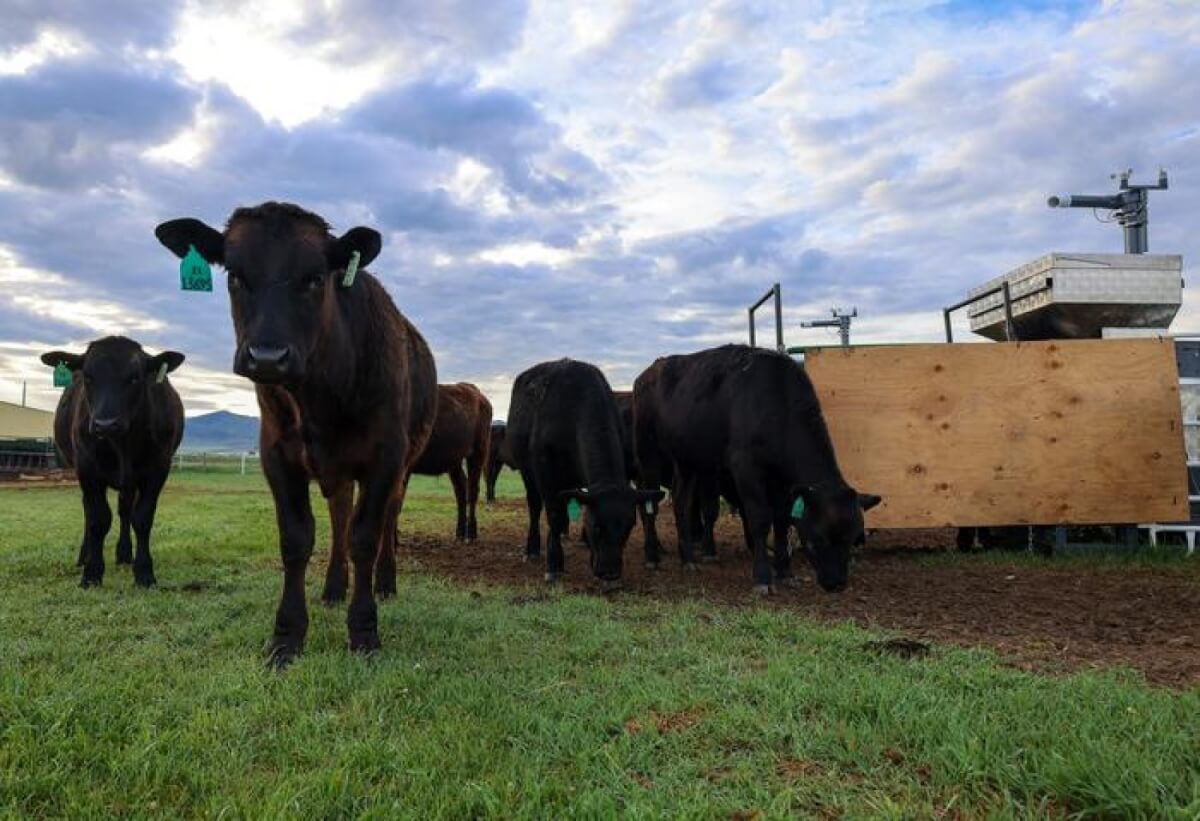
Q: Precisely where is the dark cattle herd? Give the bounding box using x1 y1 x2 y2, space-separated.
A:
38 199 880 661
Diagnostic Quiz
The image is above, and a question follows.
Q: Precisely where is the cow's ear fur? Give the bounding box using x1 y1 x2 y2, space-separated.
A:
155 218 224 264
41 351 82 371
147 351 186 375
330 226 382 270
859 493 882 511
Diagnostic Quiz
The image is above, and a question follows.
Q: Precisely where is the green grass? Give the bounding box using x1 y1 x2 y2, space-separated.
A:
1 471 1198 818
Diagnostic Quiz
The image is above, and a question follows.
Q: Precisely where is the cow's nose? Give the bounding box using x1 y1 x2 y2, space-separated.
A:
242 345 295 383
248 345 290 369
91 416 122 436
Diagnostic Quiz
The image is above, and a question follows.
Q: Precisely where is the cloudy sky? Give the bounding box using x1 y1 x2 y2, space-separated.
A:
1 0 1198 418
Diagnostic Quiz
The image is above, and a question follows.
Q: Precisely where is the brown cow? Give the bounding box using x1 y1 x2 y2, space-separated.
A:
155 202 437 663
411 383 492 541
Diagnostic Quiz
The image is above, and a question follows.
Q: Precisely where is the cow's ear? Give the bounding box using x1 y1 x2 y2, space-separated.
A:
560 487 590 503
330 226 382 269
146 351 185 375
155 218 224 264
41 351 82 371
859 493 882 511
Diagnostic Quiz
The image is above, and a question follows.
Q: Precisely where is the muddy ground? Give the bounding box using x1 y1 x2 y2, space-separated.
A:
402 500 1200 689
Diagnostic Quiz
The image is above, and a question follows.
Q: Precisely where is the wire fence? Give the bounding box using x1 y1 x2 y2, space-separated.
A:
172 452 259 475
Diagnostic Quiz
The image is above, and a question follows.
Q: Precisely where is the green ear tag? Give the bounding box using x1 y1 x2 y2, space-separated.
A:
567 498 581 522
790 497 806 519
644 500 655 515
341 250 361 288
155 362 168 384
53 362 72 387
180 244 213 292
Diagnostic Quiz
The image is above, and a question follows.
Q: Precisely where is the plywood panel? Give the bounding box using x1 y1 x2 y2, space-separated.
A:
805 339 1188 528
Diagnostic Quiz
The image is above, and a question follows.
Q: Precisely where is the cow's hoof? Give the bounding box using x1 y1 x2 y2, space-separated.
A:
700 554 719 564
321 587 347 606
374 583 397 600
645 561 661 571
545 571 563 584
266 641 302 670
133 571 157 588
80 575 102 589
682 562 699 573
752 584 774 597
349 631 382 655
599 579 623 594
779 575 803 589
524 552 541 564
115 547 133 565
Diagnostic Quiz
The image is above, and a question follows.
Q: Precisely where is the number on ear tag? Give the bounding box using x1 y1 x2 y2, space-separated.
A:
180 244 212 292
53 362 72 387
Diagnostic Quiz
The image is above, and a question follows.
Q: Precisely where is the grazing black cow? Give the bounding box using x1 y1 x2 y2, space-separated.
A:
507 359 662 586
41 337 184 588
484 421 513 503
156 202 437 663
633 344 880 594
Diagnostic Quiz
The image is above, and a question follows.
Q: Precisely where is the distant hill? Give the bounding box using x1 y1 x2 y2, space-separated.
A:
181 411 259 453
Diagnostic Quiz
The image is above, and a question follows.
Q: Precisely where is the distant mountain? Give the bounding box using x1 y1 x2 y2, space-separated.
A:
181 410 260 453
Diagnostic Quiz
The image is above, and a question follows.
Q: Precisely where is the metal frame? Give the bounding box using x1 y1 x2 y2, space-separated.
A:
943 281 1019 343
747 283 784 352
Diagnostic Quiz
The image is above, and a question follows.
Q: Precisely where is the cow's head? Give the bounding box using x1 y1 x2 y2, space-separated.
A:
154 202 381 386
794 485 882 592
41 337 184 438
563 486 664 582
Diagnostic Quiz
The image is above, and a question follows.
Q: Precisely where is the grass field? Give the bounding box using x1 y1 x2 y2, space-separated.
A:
1 468 1198 818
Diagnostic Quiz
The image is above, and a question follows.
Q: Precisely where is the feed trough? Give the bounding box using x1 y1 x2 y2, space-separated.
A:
966 252 1182 341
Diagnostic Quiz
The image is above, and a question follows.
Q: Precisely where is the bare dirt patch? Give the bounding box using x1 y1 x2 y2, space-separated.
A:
397 500 1200 688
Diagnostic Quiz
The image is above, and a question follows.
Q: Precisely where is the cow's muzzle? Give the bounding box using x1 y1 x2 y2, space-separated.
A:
90 416 126 438
235 344 302 384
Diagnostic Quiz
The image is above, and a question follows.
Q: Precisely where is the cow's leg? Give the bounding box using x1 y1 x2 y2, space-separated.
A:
672 472 698 570
262 445 314 666
698 475 720 563
545 497 568 583
449 463 468 542
485 456 501 504
520 469 542 561
770 490 796 584
465 451 483 542
130 472 167 587
115 488 135 565
321 483 353 605
637 484 662 569
374 476 407 600
75 536 86 567
79 477 111 588
729 462 773 594
348 451 404 654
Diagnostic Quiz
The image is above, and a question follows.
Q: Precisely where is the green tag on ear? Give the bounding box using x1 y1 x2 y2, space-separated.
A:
180 244 212 292
53 362 72 387
567 498 581 522
790 497 806 519
644 500 655 515
341 250 361 288
155 362 168 384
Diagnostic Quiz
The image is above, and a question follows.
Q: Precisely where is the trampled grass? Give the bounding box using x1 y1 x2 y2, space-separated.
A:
1 469 1197 818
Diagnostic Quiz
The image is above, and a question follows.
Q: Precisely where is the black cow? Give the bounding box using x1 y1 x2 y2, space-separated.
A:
156 202 437 663
41 337 184 588
507 359 662 587
484 421 513 503
633 344 880 594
